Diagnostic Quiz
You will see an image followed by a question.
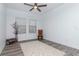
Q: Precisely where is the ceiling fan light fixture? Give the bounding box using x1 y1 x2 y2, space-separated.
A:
34 6 37 9
24 3 47 12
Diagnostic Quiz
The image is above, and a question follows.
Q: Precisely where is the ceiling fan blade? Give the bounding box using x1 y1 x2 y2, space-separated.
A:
37 8 41 12
24 3 33 6
29 8 34 11
38 5 47 7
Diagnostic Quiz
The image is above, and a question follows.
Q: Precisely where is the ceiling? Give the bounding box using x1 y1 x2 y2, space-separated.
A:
5 3 63 13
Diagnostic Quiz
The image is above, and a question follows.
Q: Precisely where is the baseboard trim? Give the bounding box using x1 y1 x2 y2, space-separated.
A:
44 39 79 50
18 39 37 43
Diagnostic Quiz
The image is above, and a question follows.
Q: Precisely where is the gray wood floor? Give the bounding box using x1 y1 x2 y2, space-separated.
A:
0 39 79 56
40 40 79 56
0 42 24 56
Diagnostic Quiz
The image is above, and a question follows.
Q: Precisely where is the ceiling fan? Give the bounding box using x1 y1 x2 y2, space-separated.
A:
24 3 47 12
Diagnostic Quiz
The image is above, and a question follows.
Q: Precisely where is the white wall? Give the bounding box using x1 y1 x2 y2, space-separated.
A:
0 4 6 54
6 8 42 41
42 3 79 49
